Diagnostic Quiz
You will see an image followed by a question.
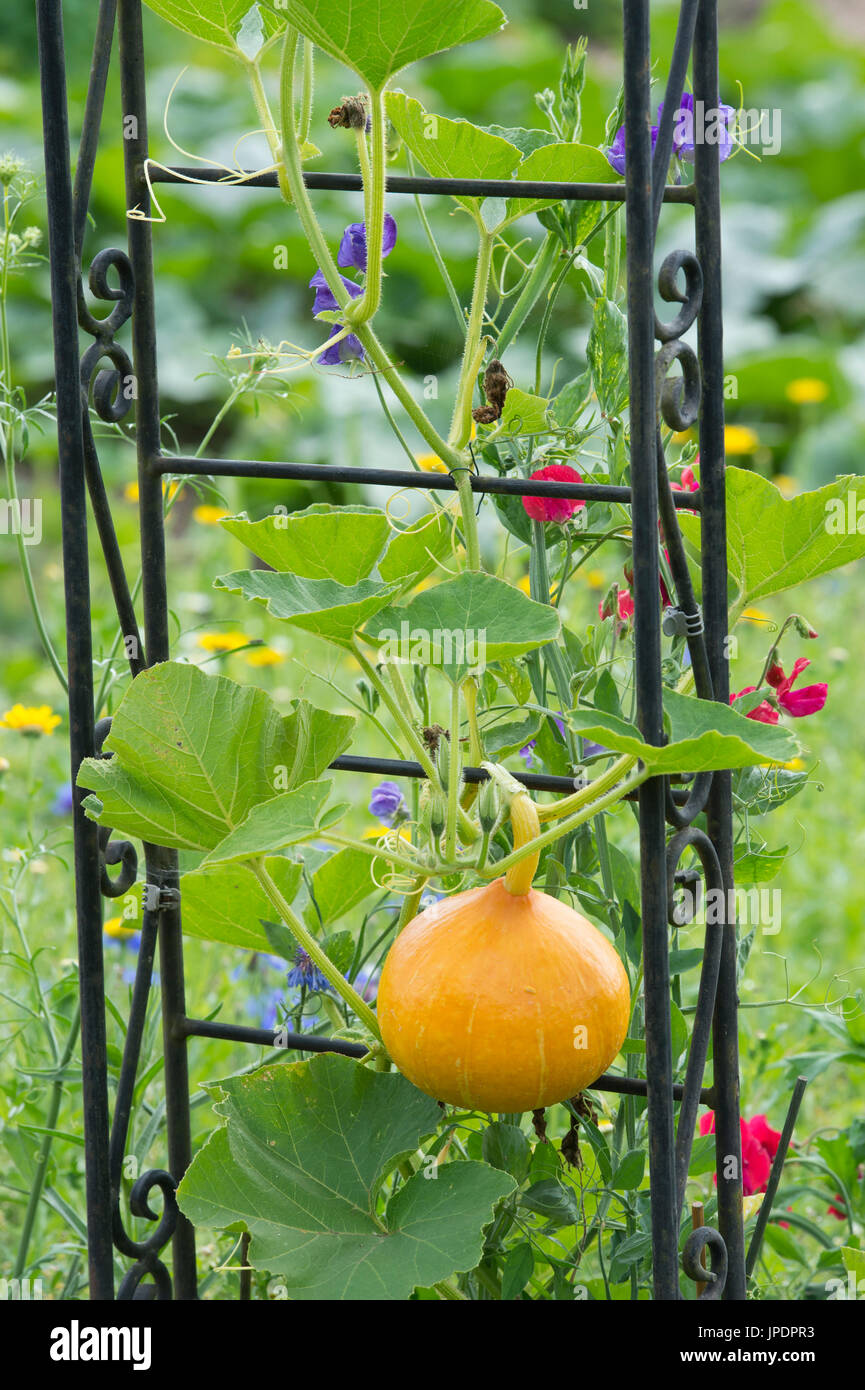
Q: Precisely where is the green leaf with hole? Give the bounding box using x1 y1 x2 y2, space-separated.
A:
568 688 799 773
679 468 865 612
268 0 507 92
214 570 401 648
204 781 341 866
180 857 303 952
221 505 390 584
142 1 280 54
364 572 561 683
177 1054 515 1299
77 663 354 852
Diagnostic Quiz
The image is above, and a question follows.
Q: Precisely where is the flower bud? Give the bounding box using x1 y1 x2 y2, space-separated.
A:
477 777 500 834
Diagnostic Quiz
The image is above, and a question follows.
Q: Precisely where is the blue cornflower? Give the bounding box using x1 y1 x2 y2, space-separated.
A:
285 947 332 994
368 780 405 822
51 783 74 816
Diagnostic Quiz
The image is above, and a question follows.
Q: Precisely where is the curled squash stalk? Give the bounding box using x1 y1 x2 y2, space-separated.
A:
504 793 541 896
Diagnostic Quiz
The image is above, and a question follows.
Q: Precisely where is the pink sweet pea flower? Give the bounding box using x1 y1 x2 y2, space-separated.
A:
730 687 780 725
767 658 828 717
522 464 586 524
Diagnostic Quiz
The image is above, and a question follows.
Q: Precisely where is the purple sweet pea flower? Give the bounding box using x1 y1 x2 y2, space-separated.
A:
338 213 398 273
308 270 366 366
519 717 567 768
605 94 735 175
368 780 405 822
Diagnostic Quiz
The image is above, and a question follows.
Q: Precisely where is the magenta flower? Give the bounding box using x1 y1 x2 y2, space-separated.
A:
730 687 779 725
522 464 585 524
767 658 828 717
699 1111 782 1197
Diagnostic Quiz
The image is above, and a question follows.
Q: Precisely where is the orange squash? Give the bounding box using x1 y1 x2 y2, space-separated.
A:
377 873 631 1114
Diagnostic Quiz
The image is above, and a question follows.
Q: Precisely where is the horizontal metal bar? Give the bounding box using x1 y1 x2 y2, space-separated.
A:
149 166 696 205
156 454 702 508
177 1015 713 1102
178 1016 369 1057
331 754 693 803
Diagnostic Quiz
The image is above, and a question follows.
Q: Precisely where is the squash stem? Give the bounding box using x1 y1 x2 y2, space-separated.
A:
504 793 541 895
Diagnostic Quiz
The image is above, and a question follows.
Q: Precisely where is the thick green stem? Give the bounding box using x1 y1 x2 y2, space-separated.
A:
244 56 292 203
449 229 494 449
346 86 386 326
275 31 460 469
250 858 381 1040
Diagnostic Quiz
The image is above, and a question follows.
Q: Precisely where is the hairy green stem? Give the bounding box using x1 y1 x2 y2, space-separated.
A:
250 858 381 1039
449 229 494 449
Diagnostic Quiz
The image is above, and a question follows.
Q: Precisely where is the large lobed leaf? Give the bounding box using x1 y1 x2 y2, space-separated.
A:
364 571 562 682
264 0 507 91
214 571 402 648
76 662 353 852
678 468 865 611
569 688 800 774
177 1054 515 1299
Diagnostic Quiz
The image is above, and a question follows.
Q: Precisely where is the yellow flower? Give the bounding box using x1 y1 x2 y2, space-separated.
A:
785 377 829 405
227 345 244 358
197 630 251 653
124 480 181 503
0 704 62 737
742 1195 763 1221
193 504 230 525
517 575 556 597
104 915 138 941
724 424 759 455
586 568 606 589
416 453 449 474
773 474 798 498
362 825 412 842
741 606 771 623
245 646 284 667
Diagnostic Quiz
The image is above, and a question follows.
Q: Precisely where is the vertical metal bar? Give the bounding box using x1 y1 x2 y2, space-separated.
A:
623 0 679 1300
745 1077 808 1279
35 0 115 1300
694 0 746 1301
72 0 118 260
117 0 197 1298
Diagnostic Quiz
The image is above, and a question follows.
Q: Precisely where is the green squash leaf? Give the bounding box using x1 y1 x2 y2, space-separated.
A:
142 1 279 54
203 780 341 866
378 509 455 590
214 570 401 648
679 468 865 612
364 572 562 683
504 142 619 224
267 0 507 92
180 857 303 952
221 504 390 584
385 92 520 217
76 663 354 852
498 387 550 436
569 688 799 773
177 1054 515 1299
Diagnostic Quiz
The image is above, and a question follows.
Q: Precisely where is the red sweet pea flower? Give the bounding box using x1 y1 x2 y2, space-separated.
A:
699 1111 784 1197
769 658 828 717
730 687 780 725
522 464 586 524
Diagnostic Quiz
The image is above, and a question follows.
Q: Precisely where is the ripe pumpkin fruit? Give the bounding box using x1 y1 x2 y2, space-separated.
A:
377 794 631 1113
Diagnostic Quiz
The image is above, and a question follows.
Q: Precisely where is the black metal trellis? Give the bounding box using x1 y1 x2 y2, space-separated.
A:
35 0 798 1301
